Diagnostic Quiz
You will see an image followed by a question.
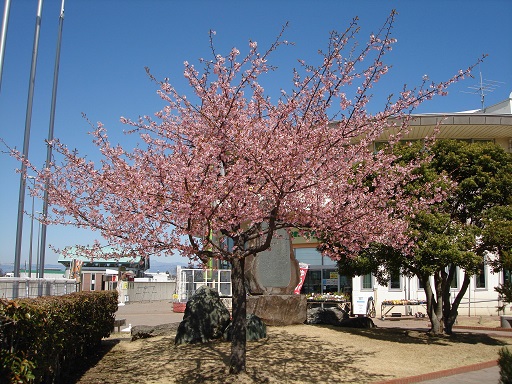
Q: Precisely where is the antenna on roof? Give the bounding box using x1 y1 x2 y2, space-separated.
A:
461 63 504 110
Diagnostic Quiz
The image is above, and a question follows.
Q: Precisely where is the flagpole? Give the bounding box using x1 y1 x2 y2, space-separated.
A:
39 0 65 279
14 0 43 281
0 0 11 93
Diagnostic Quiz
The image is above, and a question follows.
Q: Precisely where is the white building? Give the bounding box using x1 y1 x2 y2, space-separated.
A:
293 93 512 318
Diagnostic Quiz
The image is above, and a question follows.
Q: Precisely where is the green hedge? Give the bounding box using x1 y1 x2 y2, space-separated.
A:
499 347 512 384
0 290 118 383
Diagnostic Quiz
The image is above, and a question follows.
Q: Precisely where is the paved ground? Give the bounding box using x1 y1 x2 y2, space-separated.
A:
113 301 505 383
115 300 183 328
419 364 499 384
374 317 504 383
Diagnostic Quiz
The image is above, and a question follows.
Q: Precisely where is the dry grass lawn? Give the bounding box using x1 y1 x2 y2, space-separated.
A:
65 316 511 384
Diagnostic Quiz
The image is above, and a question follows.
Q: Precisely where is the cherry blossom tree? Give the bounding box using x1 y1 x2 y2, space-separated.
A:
17 11 476 374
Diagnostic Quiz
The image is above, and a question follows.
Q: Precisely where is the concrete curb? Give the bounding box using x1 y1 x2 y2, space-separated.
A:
453 325 512 333
375 360 498 384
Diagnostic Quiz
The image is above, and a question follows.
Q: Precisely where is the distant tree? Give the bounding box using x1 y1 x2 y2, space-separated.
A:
496 282 512 313
0 268 4 277
13 12 476 373
331 140 512 334
483 205 512 312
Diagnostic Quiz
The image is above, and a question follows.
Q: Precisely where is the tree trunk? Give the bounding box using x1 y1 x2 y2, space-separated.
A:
229 257 247 374
443 273 470 334
423 274 444 334
441 265 453 334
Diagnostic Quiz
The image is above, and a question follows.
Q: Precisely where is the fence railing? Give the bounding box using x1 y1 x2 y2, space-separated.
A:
0 278 79 300
176 267 231 303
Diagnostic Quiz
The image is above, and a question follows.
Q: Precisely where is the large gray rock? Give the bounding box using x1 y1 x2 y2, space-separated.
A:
307 307 376 328
131 323 180 341
223 314 267 341
175 286 231 345
307 307 346 325
246 294 307 326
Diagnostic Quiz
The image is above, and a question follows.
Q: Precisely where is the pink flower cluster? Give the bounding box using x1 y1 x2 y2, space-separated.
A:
18 11 479 265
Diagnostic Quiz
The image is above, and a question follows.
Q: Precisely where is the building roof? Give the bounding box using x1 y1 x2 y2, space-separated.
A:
479 92 512 114
379 93 512 142
57 246 147 270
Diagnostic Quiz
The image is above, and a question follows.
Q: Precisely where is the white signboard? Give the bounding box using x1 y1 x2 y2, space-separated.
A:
353 294 372 315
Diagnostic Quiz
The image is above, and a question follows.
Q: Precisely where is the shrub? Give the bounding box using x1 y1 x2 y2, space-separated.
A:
0 290 118 383
499 347 512 384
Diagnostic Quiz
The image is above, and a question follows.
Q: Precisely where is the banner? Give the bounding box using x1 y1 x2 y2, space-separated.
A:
294 263 309 294
69 259 83 282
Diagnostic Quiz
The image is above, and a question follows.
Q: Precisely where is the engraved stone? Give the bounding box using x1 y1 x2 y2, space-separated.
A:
245 228 300 295
256 230 291 287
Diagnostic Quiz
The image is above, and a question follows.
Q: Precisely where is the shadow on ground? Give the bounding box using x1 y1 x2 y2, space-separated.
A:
72 331 386 383
324 325 509 347
56 338 121 384
70 325 509 384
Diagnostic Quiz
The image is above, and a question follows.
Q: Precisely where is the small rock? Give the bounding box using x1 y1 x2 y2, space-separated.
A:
223 314 267 341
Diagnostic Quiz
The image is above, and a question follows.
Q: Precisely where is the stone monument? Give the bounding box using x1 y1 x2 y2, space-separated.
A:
245 229 307 325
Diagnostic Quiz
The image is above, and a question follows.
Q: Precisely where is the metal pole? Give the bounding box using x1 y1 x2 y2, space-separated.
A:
468 277 471 316
39 0 65 278
0 0 11 93
14 0 43 280
27 176 36 278
36 213 41 278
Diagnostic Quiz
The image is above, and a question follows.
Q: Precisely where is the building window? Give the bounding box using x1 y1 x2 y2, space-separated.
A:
323 269 339 293
362 273 373 290
448 265 459 289
505 269 512 284
302 270 322 294
294 248 322 266
450 274 458 289
475 262 486 289
322 256 336 266
389 271 401 290
91 273 96 291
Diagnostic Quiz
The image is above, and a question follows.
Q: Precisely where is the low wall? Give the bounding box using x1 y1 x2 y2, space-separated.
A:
119 281 176 303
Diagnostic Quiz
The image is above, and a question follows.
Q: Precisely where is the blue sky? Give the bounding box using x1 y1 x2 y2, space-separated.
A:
1 0 511 269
